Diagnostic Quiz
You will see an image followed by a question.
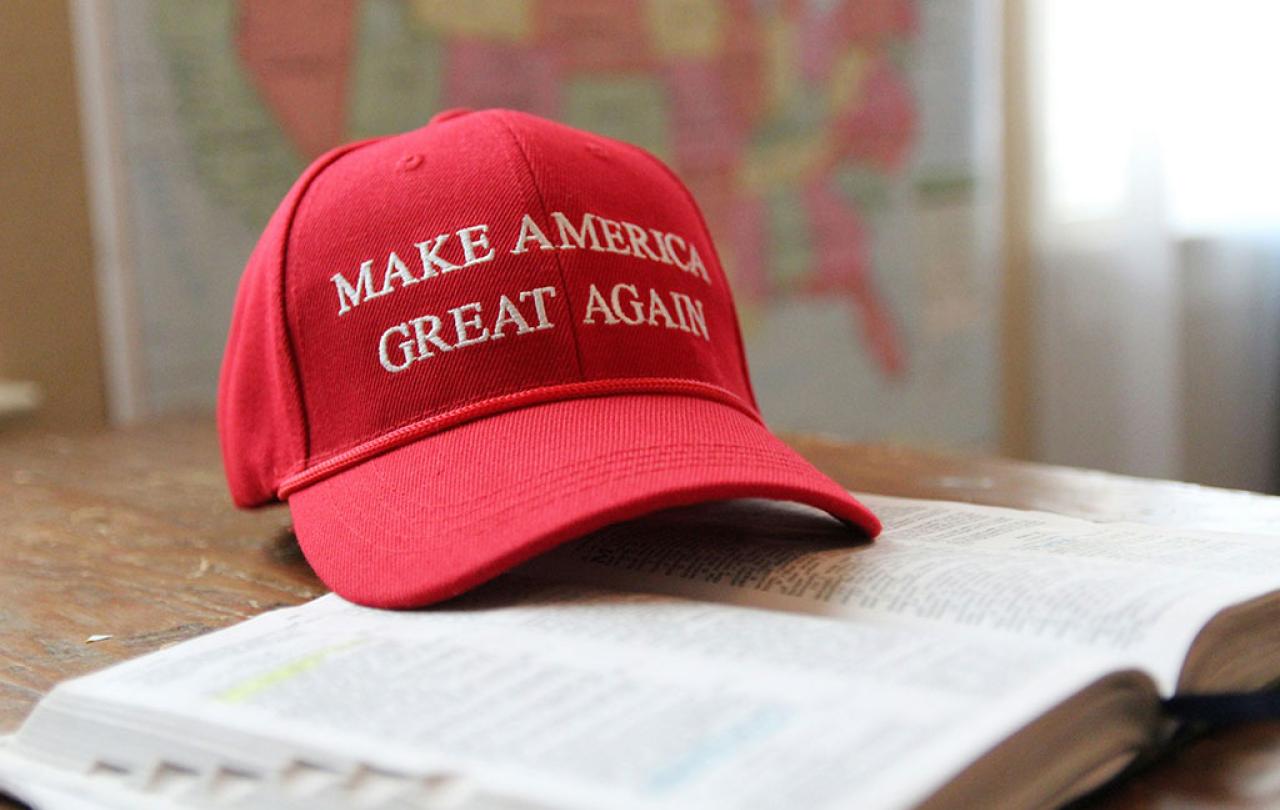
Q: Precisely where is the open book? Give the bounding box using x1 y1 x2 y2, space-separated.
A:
2 495 1278 810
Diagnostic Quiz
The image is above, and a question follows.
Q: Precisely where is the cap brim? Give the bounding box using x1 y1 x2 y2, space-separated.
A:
288 394 881 608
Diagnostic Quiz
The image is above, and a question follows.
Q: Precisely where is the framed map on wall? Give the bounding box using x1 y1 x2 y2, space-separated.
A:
73 0 1000 449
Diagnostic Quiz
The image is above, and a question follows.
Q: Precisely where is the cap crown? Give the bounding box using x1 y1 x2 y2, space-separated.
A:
219 109 758 506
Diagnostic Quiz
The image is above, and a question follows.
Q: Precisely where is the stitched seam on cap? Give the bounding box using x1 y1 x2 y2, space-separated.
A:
277 136 389 470
491 111 587 381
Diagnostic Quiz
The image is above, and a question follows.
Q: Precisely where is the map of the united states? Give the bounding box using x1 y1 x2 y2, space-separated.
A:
154 0 917 378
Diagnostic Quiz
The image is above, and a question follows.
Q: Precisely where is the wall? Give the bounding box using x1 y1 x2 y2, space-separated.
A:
0 0 106 429
75 0 1004 450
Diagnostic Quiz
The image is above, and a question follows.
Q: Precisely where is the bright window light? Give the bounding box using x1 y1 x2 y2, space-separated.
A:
1037 0 1280 235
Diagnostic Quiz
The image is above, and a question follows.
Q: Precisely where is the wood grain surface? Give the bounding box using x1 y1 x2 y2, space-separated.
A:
1 419 1277 808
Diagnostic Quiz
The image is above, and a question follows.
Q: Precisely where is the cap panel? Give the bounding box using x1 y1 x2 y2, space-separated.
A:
218 232 300 506
217 141 375 506
619 139 762 411
499 112 755 405
284 113 584 465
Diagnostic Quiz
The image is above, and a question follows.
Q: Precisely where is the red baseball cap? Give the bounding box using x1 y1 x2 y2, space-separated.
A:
218 108 880 608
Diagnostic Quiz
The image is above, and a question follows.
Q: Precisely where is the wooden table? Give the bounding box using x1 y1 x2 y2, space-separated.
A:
2 419 1278 808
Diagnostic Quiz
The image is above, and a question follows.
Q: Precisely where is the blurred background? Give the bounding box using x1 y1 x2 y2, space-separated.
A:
0 0 1276 495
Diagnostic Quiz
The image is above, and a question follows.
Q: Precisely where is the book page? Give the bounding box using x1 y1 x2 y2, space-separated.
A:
518 496 1280 693
12 584 1130 810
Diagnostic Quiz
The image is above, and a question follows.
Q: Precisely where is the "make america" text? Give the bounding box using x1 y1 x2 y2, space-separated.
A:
332 210 710 316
